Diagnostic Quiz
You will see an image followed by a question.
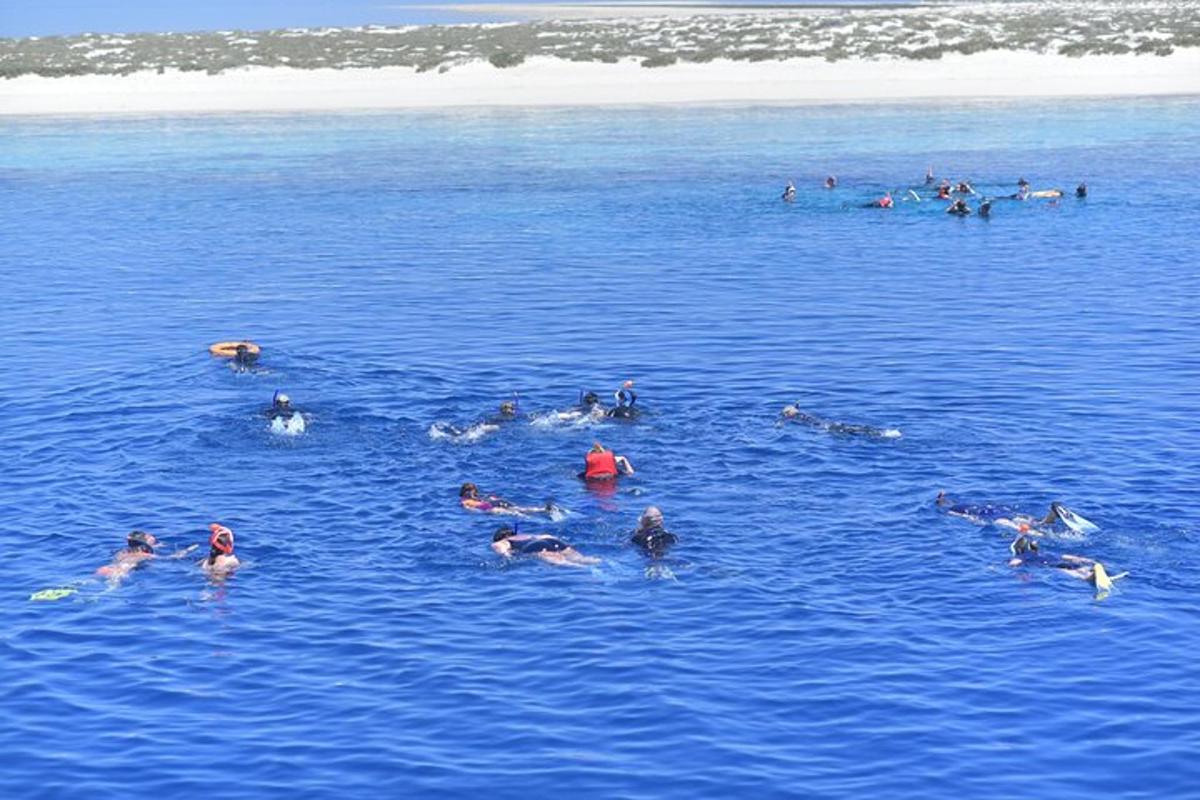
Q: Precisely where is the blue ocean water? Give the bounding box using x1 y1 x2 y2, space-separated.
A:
2 99 1199 799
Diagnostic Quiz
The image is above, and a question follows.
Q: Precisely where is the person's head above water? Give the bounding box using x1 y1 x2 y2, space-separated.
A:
126 530 157 554
639 506 664 530
935 491 953 507
498 401 516 417
208 523 235 554
1010 533 1039 556
274 392 291 409
460 482 479 499
1076 182 1088 197
583 391 600 406
1018 177 1030 187
825 175 837 188
590 441 606 454
493 526 516 543
781 405 799 418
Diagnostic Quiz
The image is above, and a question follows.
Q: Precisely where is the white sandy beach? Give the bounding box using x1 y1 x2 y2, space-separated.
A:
2 50 1198 115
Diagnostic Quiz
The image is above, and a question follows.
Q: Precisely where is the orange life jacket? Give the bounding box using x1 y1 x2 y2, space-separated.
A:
585 449 618 480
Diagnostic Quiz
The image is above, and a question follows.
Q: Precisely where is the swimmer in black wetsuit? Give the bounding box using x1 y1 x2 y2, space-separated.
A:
937 493 1097 534
1008 534 1125 594
631 506 677 558
947 198 972 216
231 343 259 373
924 166 935 185
492 527 598 567
607 380 639 420
978 200 992 218
1076 182 1088 198
780 403 900 438
265 392 301 422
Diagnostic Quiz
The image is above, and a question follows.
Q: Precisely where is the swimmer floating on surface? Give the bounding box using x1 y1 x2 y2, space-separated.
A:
95 530 159 583
937 493 1099 535
459 483 562 518
492 526 599 567
1008 533 1127 597
780 403 901 439
431 396 520 442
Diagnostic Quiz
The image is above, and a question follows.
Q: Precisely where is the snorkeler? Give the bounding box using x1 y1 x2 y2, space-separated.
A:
863 192 893 209
824 175 838 189
492 527 599 567
203 523 240 576
631 506 678 558
779 403 900 439
459 483 558 517
1008 533 1126 594
935 183 952 200
233 343 259 371
955 181 975 195
432 397 520 442
782 182 796 202
266 391 305 434
937 493 1098 534
581 442 635 481
1076 182 1088 198
96 530 159 581
946 198 972 216
607 380 639 420
978 200 992 218
266 392 299 421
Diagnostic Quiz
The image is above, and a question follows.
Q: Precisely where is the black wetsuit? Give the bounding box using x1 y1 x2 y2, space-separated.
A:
518 537 569 555
784 408 889 438
608 388 639 419
631 525 677 558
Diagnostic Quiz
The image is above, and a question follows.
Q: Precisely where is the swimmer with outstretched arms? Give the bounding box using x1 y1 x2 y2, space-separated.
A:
1008 533 1126 594
631 506 678 558
202 523 240 576
96 530 159 582
460 483 559 516
492 526 599 567
581 442 635 481
607 380 639 420
780 403 900 438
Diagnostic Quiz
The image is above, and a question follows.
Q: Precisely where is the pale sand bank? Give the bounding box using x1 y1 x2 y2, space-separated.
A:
2 51 1198 116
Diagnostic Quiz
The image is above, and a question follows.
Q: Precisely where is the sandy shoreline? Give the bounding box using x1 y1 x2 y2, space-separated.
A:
2 51 1198 116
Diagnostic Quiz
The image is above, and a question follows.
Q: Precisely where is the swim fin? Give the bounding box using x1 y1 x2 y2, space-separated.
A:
30 587 77 602
1092 564 1113 594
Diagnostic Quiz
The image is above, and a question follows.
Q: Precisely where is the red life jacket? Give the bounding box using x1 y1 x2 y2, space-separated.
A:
585 449 618 480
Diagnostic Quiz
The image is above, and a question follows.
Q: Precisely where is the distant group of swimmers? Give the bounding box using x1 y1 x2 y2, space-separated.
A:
782 167 1088 218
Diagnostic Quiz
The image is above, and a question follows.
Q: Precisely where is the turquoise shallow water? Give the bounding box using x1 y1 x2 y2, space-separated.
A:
2 98 1199 798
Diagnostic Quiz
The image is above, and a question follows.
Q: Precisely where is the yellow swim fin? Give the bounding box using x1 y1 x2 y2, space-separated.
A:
1092 564 1113 593
30 587 77 602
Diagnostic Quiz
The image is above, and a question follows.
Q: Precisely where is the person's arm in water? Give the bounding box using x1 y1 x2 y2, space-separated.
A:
616 455 635 475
